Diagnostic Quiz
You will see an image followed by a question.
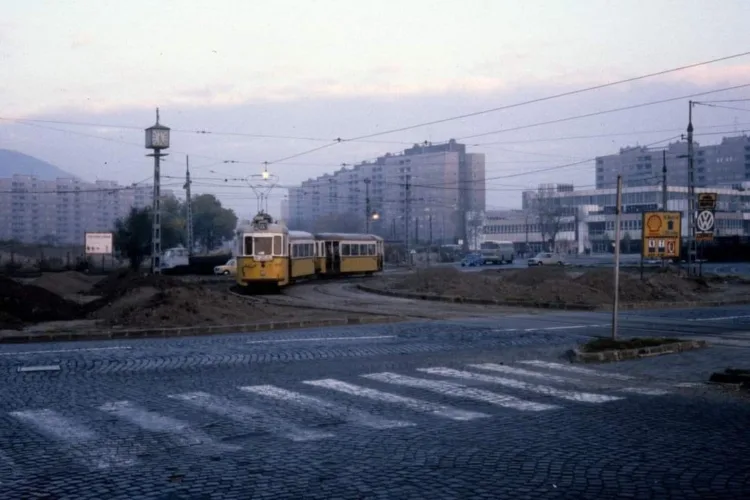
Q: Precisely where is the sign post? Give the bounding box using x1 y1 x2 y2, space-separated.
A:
641 211 681 270
84 232 114 272
695 192 717 277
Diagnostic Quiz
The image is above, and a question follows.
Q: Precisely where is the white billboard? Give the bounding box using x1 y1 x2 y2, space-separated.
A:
85 232 113 255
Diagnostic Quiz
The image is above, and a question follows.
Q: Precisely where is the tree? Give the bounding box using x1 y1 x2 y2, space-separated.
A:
192 194 238 251
113 206 183 270
531 185 565 251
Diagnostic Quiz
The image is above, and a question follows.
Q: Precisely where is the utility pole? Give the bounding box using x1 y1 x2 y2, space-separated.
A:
145 108 170 275
405 176 411 259
662 150 668 210
184 156 194 256
415 217 419 246
364 177 371 233
611 174 623 340
428 212 433 266
687 101 696 277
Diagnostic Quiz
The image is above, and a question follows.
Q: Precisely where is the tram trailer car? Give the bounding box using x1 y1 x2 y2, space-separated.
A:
235 214 384 291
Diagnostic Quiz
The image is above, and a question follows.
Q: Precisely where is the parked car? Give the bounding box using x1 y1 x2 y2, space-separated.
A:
527 252 565 266
213 258 237 276
460 253 483 267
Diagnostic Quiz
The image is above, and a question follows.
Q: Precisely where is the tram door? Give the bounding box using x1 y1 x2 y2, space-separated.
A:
325 241 341 273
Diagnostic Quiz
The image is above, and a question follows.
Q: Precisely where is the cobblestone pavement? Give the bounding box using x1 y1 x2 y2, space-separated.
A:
1 314 749 499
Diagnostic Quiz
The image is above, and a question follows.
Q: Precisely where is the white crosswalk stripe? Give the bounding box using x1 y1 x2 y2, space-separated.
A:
618 387 670 396
519 360 635 380
239 385 414 430
303 378 489 421
9 409 138 470
168 391 334 442
98 401 240 452
363 372 558 411
470 363 581 384
418 367 622 403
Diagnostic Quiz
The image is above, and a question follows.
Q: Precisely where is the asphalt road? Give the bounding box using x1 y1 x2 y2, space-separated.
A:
1 306 749 499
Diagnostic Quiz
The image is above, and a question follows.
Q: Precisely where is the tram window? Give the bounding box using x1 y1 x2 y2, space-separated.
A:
292 245 298 258
273 235 283 255
254 237 272 255
307 243 313 256
351 244 359 256
341 244 350 256
367 244 375 255
244 236 253 255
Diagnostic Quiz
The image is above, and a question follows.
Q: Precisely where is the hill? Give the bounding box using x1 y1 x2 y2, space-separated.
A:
0 149 77 180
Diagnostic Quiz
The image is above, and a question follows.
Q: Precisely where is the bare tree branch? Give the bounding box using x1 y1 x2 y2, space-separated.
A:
530 185 565 251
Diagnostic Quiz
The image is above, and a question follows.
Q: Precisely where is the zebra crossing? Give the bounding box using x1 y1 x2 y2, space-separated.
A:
3 360 668 476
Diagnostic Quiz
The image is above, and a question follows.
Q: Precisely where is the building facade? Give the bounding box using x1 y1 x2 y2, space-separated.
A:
596 134 750 189
0 174 175 245
288 140 485 246
483 183 750 254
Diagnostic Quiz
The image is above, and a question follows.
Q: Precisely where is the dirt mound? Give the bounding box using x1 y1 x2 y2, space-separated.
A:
0 276 82 325
501 266 568 287
573 268 699 302
91 269 185 299
91 286 271 328
32 271 99 296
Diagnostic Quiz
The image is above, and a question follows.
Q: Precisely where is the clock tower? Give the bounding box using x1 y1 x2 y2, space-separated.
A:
145 108 170 274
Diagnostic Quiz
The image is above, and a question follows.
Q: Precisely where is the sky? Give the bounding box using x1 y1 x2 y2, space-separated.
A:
1 0 750 218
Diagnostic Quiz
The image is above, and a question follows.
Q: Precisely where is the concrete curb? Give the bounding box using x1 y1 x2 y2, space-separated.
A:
356 284 598 311
571 339 708 364
357 284 750 312
0 315 402 344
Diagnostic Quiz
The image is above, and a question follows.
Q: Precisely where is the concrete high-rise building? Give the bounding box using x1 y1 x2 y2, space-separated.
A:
0 174 174 245
595 134 750 189
288 140 485 245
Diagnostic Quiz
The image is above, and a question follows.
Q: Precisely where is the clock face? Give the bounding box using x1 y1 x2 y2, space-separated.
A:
151 130 169 148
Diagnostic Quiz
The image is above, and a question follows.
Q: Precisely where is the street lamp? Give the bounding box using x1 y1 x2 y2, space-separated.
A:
145 108 170 275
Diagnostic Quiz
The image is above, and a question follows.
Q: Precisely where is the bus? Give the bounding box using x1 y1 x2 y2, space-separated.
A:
479 240 515 265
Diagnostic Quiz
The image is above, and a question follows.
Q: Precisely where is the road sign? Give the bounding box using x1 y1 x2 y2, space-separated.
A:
698 192 717 211
641 211 681 259
695 209 715 242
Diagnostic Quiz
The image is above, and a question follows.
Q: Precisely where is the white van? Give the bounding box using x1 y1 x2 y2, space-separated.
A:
479 240 515 265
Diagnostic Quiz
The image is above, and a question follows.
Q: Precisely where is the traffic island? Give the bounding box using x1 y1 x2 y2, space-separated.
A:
569 337 708 363
708 368 750 391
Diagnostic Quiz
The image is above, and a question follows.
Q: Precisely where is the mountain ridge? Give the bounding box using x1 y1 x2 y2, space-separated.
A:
0 149 77 180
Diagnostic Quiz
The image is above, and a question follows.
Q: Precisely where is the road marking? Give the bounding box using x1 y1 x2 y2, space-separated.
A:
523 324 605 332
10 409 137 470
247 335 396 344
303 379 488 421
675 382 704 388
0 347 132 357
519 360 635 381
98 401 240 452
470 363 581 384
239 385 414 430
363 372 557 411
687 315 750 322
618 388 670 396
168 391 333 442
17 365 61 373
418 368 620 403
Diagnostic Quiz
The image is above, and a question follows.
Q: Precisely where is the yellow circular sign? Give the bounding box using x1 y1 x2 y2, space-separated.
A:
646 214 662 232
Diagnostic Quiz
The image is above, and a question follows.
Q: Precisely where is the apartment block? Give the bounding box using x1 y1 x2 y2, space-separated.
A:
595 134 750 189
0 174 174 245
288 139 485 245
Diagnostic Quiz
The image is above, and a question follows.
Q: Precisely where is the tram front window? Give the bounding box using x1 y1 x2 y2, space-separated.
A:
254 237 273 256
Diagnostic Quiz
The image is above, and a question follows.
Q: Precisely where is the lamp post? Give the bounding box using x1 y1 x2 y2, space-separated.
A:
145 108 170 275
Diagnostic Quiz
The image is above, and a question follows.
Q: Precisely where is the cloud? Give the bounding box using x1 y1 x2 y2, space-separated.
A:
70 33 96 49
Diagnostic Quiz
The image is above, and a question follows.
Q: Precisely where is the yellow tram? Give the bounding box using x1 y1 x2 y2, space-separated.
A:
235 213 384 290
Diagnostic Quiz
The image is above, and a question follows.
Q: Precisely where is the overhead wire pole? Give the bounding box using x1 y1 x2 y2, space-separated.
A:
662 150 668 210
405 175 411 266
364 177 371 233
184 156 194 256
687 101 696 277
612 175 623 340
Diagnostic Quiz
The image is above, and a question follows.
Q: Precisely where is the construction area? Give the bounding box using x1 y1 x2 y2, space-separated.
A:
0 270 348 335
2 266 749 336
369 266 750 309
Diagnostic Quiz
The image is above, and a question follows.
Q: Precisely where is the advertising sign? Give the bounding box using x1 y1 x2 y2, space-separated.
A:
641 211 681 259
85 232 114 255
